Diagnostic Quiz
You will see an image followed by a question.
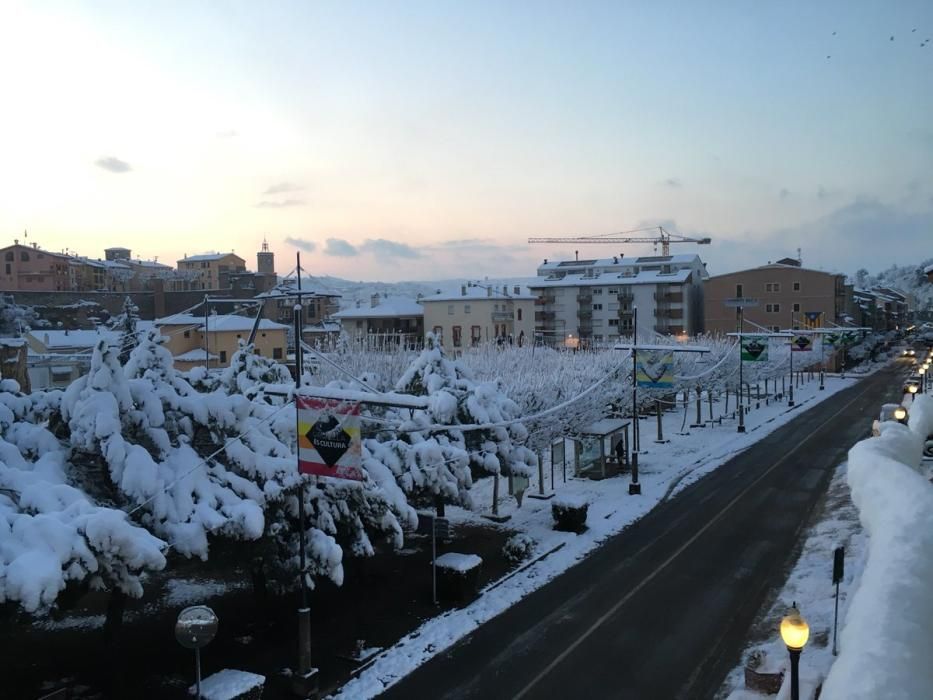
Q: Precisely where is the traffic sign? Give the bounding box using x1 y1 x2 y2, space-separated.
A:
724 298 760 308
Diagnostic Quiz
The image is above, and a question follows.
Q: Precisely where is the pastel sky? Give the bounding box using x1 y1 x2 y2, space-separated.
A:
1 1 931 280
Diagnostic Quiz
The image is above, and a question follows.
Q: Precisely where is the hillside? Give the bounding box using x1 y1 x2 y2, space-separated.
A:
851 259 933 318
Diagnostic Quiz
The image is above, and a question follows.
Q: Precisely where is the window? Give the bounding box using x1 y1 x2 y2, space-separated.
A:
452 326 462 347
183 330 191 338
593 303 603 311
219 350 227 363
448 304 454 315
736 284 743 297
765 303 781 313
793 303 800 312
621 319 633 330
608 288 619 295
4 264 9 275
517 308 522 321
273 347 283 359
593 288 603 295
3 252 12 261
20 252 29 262
793 282 801 291
765 282 781 292
356 320 363 328
471 325 482 346
464 304 471 314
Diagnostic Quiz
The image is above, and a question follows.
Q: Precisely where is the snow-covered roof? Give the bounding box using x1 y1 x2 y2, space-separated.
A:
255 278 341 299
155 313 288 332
130 259 172 270
537 254 701 272
303 321 341 333
174 348 220 362
419 285 537 302
529 267 693 288
29 329 121 350
178 252 243 263
332 297 424 319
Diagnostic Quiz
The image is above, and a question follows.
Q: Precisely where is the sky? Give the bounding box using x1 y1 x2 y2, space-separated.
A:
1 0 931 281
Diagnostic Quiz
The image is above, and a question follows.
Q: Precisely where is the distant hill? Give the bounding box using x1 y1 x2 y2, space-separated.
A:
851 259 933 319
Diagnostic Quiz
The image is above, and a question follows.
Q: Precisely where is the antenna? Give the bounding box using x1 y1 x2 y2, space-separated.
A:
797 247 802 265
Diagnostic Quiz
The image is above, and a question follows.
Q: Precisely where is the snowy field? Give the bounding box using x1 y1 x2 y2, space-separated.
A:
333 372 863 699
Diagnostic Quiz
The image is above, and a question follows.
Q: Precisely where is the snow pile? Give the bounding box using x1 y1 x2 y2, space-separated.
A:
821 396 933 700
191 669 264 700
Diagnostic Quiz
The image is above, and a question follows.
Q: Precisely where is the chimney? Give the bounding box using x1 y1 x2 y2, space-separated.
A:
514 285 520 295
544 258 548 264
370 293 380 308
575 250 579 261
461 285 466 296
487 286 492 297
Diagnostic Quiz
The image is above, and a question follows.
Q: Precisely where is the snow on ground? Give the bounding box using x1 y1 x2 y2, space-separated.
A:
332 373 861 699
718 463 868 700
191 668 265 700
163 577 241 607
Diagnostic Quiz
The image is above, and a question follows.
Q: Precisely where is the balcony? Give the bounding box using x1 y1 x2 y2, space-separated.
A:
535 311 555 323
577 293 593 304
535 295 555 306
578 308 593 320
654 291 684 304
618 307 633 318
654 307 684 319
492 311 514 321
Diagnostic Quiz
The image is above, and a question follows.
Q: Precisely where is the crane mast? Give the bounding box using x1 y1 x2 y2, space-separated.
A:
528 226 711 256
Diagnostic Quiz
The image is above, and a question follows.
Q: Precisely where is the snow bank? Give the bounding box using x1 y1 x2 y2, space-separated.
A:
191 669 264 700
821 396 933 700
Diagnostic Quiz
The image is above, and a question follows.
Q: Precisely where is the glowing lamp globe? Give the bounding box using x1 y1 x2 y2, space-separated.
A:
780 605 810 651
893 406 908 421
908 384 919 394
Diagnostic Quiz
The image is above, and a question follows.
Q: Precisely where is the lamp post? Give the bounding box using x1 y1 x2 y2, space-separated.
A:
780 603 810 700
893 405 909 424
920 367 926 393
737 306 746 433
629 306 641 495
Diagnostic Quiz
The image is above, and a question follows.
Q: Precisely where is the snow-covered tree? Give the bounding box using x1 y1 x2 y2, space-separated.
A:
110 296 140 365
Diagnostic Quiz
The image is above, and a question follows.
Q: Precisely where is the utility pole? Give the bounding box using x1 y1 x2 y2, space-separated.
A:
629 306 641 495
737 306 745 433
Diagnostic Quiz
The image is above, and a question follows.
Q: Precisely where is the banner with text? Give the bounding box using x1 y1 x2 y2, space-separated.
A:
791 333 814 352
297 397 363 481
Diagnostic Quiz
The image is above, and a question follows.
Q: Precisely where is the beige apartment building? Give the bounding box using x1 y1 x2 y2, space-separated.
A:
176 253 247 290
704 259 847 334
332 295 424 349
421 284 536 348
155 313 288 371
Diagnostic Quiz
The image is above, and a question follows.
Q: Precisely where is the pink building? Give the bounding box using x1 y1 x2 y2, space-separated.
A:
0 241 70 291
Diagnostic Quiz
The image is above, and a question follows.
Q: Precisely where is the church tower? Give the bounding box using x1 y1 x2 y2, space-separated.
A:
257 238 275 275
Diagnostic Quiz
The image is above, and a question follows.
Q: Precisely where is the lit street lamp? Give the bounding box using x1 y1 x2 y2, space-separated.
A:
920 367 926 393
893 405 909 424
780 603 810 700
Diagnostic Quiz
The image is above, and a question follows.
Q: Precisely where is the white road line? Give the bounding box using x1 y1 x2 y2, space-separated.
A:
513 375 885 700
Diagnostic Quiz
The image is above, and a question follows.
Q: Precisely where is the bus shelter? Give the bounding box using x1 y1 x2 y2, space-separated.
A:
573 418 630 480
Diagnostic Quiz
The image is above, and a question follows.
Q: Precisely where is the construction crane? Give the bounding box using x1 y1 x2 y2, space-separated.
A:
528 226 711 257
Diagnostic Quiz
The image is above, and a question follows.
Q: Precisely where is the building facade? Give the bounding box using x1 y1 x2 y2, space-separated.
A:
704 260 847 335
154 313 288 371
332 295 424 349
529 254 708 346
176 253 247 290
420 284 536 348
0 242 71 291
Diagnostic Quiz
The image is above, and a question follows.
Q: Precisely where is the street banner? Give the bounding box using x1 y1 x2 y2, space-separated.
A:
740 336 769 362
296 397 363 480
636 351 674 388
840 331 857 345
791 333 813 352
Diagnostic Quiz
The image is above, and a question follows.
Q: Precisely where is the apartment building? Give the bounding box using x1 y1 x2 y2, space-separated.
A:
176 252 247 290
420 284 536 348
704 259 847 334
332 295 424 349
529 254 708 346
154 313 288 370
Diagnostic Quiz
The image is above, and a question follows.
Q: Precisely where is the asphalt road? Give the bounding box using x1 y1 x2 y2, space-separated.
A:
380 365 907 700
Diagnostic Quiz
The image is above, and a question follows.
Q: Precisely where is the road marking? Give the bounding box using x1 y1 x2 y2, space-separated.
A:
513 374 888 700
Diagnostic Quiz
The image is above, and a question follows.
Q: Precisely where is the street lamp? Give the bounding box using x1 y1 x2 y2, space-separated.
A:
906 383 919 396
920 367 927 393
893 406 909 424
780 603 810 700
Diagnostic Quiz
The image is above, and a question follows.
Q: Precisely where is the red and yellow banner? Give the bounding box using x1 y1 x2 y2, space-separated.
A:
296 397 363 481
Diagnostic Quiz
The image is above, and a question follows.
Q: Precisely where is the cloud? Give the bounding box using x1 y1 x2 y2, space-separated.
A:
95 156 131 173
663 177 683 188
255 199 306 208
360 238 420 258
285 236 315 253
264 182 304 195
324 238 358 256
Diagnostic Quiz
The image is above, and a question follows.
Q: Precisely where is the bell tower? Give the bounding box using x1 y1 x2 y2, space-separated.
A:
257 238 275 275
